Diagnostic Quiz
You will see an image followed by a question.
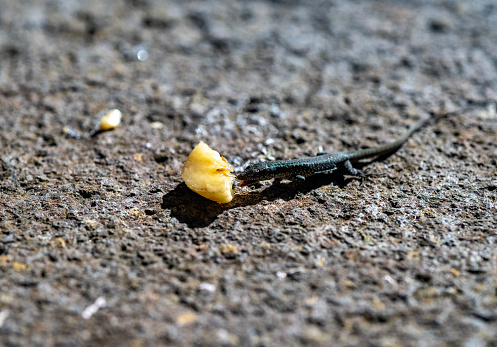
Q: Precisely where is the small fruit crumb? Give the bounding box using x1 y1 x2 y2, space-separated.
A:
12 262 27 272
176 312 197 326
99 109 122 131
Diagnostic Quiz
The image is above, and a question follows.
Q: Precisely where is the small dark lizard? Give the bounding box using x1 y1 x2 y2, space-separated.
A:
236 104 491 185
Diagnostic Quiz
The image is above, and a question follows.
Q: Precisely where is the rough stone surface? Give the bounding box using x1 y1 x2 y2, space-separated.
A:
1 0 497 346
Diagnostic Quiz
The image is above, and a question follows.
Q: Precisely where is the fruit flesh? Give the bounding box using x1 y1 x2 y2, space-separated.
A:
99 109 122 131
181 142 235 203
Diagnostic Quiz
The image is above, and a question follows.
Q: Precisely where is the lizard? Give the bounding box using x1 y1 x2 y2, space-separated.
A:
236 103 494 185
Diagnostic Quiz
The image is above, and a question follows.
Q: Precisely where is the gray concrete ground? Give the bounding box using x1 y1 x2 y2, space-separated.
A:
1 0 496 346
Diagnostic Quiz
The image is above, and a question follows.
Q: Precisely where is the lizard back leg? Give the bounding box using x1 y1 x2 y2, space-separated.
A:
344 160 364 176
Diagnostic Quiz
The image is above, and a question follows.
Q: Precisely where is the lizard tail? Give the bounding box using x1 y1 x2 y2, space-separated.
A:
347 115 432 161
349 100 496 161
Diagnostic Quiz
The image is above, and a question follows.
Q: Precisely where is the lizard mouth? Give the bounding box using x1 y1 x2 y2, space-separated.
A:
236 175 255 186
236 176 249 186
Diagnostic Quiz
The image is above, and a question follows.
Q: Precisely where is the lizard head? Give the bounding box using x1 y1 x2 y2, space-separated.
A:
236 161 275 185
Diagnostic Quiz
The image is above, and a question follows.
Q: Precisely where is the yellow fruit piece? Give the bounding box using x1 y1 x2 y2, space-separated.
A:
181 142 235 203
99 109 122 131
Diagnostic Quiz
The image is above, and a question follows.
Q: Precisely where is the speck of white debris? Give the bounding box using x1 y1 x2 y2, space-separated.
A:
199 283 216 292
82 296 106 319
276 271 287 280
216 329 239 345
264 138 275 145
145 142 152 149
0 310 9 328
150 121 164 129
137 49 149 61
384 275 398 286
99 109 122 131
62 126 81 139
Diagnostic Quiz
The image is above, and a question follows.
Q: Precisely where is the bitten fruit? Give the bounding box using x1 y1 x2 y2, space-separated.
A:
181 142 235 203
